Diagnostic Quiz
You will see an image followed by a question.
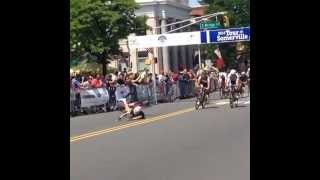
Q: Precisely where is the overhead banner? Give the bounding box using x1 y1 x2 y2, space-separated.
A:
128 27 250 49
128 31 201 49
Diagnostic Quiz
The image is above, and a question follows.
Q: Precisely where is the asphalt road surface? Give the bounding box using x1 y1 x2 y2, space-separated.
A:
70 92 250 180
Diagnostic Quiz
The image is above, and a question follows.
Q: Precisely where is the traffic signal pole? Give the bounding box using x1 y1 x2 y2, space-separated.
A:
151 11 227 70
152 12 227 33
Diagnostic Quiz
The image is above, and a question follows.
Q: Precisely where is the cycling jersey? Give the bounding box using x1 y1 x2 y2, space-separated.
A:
230 74 237 85
227 73 239 87
239 75 248 82
199 75 209 88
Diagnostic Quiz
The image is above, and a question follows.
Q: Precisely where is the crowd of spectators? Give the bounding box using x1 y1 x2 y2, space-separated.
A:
70 63 225 101
70 67 202 91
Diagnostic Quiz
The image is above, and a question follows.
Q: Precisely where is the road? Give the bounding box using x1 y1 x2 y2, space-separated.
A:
70 92 250 180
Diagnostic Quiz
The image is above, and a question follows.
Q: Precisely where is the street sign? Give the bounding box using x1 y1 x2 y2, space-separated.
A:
200 22 221 30
209 27 250 43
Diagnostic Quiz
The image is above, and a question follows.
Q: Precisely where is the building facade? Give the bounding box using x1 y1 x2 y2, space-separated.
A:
121 0 197 73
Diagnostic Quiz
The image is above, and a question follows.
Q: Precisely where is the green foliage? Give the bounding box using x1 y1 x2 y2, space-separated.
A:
206 0 249 27
134 15 152 35
70 0 146 63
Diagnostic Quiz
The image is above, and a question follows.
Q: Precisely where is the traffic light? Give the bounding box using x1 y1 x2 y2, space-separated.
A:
223 15 230 27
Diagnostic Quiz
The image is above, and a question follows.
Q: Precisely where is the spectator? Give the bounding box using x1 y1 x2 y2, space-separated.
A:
181 69 189 81
135 68 149 84
188 69 196 80
91 74 103 88
80 75 86 84
80 75 91 89
158 71 165 83
105 74 112 88
71 76 81 91
100 75 106 87
126 72 138 102
117 73 125 85
71 76 81 109
180 69 190 98
147 73 153 84
114 71 118 78
123 68 127 75
172 71 180 83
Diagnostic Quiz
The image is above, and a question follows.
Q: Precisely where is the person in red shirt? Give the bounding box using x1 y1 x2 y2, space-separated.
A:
172 71 180 83
91 74 103 88
188 69 196 80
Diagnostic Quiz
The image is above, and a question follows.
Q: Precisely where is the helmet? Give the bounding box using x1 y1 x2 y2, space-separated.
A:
230 69 236 74
241 72 246 75
201 71 207 76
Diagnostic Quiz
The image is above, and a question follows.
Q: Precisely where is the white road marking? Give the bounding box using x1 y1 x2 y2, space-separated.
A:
215 101 229 105
243 101 250 104
213 99 250 106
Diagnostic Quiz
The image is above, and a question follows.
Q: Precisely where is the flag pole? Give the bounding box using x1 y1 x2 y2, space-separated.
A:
148 48 157 105
198 45 201 68
152 54 157 105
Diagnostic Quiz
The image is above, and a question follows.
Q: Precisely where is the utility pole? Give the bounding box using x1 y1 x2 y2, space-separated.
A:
198 45 201 68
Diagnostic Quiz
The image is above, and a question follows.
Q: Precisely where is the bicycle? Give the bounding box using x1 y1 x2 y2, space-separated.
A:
229 84 238 108
219 81 228 99
195 84 208 110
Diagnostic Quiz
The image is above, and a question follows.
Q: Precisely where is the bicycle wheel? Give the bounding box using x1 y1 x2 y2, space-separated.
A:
202 100 206 109
195 99 200 110
229 92 234 108
200 93 206 109
230 98 234 108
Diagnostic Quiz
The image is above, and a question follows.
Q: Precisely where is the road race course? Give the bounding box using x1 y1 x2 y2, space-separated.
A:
70 92 250 180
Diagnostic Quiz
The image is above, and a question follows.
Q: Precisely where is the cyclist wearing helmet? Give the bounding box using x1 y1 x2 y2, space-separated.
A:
238 71 248 96
239 72 248 84
197 68 211 97
227 69 238 84
227 69 239 98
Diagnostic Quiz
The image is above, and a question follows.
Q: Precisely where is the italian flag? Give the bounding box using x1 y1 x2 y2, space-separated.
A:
214 48 225 70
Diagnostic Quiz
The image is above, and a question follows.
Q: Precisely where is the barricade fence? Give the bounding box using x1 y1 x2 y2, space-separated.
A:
70 79 219 114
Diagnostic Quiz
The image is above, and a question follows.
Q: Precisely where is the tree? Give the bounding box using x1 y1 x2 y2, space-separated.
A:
198 0 250 70
71 0 148 75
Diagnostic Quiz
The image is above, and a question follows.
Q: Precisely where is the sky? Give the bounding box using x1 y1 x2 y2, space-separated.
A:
189 0 200 7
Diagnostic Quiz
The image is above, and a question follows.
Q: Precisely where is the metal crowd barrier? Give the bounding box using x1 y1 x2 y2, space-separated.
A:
177 80 196 98
70 80 202 115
